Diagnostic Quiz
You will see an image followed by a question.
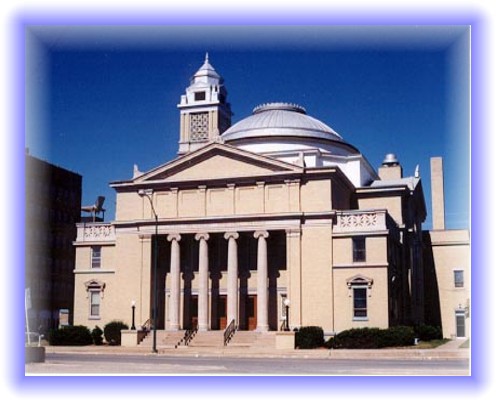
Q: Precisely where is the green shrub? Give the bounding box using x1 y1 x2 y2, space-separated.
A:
379 326 415 348
49 325 93 346
91 326 104 345
295 326 324 349
329 327 382 349
329 326 415 349
414 325 442 341
103 321 129 345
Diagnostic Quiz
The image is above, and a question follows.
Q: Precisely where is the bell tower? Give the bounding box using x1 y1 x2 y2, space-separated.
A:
177 53 232 154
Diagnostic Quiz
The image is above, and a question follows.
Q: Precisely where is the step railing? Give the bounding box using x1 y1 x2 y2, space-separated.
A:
223 319 236 346
176 326 198 348
140 319 151 332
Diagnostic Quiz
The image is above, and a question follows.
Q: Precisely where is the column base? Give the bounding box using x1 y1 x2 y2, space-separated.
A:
256 325 269 332
169 325 180 331
198 325 209 332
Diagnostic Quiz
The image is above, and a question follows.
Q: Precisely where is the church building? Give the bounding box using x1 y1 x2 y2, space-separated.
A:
73 55 470 343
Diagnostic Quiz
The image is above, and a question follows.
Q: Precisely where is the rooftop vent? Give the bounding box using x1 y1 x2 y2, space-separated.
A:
382 153 399 166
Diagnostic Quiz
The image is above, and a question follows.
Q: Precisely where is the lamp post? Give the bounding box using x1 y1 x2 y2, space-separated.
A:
283 298 290 331
131 300 136 330
138 189 158 353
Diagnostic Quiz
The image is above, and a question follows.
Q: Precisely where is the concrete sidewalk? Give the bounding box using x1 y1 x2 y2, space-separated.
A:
41 339 470 361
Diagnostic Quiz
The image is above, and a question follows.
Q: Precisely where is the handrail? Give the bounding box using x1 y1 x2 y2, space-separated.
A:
140 319 151 332
176 325 198 348
184 325 198 345
223 319 236 346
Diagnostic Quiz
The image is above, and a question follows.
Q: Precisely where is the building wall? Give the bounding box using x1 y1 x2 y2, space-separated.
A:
424 230 470 339
332 235 390 332
300 225 334 330
359 196 403 226
25 152 82 331
333 266 389 332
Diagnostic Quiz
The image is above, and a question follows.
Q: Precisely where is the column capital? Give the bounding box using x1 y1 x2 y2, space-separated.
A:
224 231 239 240
254 230 269 239
167 233 182 242
194 232 210 241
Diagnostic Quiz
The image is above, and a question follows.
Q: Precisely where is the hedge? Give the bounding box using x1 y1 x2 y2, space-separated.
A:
414 325 443 341
328 326 415 349
49 325 93 346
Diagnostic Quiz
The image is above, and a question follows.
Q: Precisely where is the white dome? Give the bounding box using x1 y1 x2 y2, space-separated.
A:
222 102 349 144
221 102 377 187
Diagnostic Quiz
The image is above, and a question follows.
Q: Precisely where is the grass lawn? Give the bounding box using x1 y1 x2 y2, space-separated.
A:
411 338 450 349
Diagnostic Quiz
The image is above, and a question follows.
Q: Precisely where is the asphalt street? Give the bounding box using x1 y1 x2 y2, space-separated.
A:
25 352 470 375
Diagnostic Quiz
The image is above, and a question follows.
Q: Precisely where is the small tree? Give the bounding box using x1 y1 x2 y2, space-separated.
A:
91 326 104 345
103 321 129 345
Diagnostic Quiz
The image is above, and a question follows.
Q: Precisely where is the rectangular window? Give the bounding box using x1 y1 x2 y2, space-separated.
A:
194 91 206 101
353 287 367 319
454 270 464 288
353 237 366 262
91 246 101 269
90 291 100 318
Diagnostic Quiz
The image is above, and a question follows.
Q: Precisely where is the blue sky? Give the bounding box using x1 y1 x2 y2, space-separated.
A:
25 25 470 229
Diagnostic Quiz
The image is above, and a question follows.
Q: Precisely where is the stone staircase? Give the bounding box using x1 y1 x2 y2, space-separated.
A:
138 330 186 349
227 331 276 350
138 329 277 351
188 331 224 348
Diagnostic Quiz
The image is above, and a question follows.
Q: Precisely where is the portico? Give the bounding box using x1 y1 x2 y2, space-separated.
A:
153 228 276 332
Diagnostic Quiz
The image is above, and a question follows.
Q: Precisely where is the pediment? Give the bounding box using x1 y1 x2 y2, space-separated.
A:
346 274 373 289
134 143 302 183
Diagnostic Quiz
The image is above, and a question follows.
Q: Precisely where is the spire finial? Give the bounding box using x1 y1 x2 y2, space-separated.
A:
205 52 209 63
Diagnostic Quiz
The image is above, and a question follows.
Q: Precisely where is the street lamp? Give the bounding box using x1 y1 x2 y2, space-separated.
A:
283 298 290 331
138 188 159 353
131 300 136 330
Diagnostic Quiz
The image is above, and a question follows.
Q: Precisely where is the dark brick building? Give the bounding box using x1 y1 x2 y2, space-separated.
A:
25 151 82 332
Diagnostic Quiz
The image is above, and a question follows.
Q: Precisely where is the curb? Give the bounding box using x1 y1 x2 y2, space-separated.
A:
43 346 470 361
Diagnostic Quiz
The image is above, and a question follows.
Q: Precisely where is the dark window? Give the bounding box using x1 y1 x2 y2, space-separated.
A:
353 288 367 318
353 237 366 262
194 91 206 101
454 270 464 288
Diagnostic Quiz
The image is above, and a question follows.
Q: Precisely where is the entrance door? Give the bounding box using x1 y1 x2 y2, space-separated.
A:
456 311 466 337
218 296 227 330
247 295 257 331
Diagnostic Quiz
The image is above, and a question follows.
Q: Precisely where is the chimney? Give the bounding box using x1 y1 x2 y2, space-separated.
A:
378 153 403 180
430 157 445 230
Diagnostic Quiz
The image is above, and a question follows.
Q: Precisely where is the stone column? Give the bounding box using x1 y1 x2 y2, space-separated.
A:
254 231 269 332
224 232 239 325
167 234 181 331
195 233 210 331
